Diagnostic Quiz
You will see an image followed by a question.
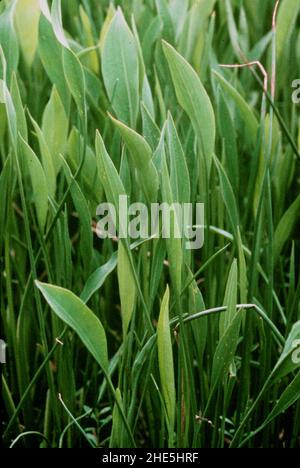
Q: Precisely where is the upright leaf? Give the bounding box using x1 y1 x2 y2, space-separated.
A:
118 242 136 338
109 114 159 204
163 41 215 171
102 8 139 128
0 1 19 80
15 0 40 68
157 286 175 431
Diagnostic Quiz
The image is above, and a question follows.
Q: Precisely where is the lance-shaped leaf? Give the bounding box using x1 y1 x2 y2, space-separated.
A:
38 9 70 112
118 242 136 338
274 193 300 262
157 286 175 431
0 1 19 80
15 0 40 68
42 86 69 175
166 111 190 204
102 8 139 128
213 71 259 146
163 41 215 171
19 136 49 232
109 114 159 203
36 281 108 372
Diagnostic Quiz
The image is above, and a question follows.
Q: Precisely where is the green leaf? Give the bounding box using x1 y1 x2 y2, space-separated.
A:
262 371 300 429
15 0 40 68
219 259 238 338
102 8 139 128
211 309 243 390
166 111 190 204
161 151 183 294
95 130 126 218
19 136 48 232
42 86 69 175
141 102 161 151
214 155 239 239
213 71 259 146
163 40 215 171
62 48 86 125
36 281 108 372
0 1 19 81
157 286 175 431
110 388 125 448
29 114 56 199
50 0 69 49
276 0 300 82
118 242 136 338
11 72 27 142
61 157 93 271
38 12 70 112
274 194 300 262
81 252 118 304
109 114 159 204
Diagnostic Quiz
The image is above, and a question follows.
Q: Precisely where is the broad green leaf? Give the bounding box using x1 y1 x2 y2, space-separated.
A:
163 41 215 171
50 0 69 49
179 0 215 63
274 194 300 262
0 80 18 153
110 388 124 448
95 130 126 216
38 12 70 112
141 103 161 151
0 1 19 81
81 252 118 304
11 72 27 141
118 242 136 338
157 286 175 431
62 48 86 125
99 4 116 53
102 8 139 128
217 88 239 194
109 114 159 204
276 0 300 69
166 112 190 204
155 0 174 43
19 136 48 232
36 281 108 371
79 5 99 74
219 259 238 338
161 151 183 294
213 71 259 146
169 0 188 41
29 114 56 199
15 0 40 68
211 309 243 390
42 86 69 175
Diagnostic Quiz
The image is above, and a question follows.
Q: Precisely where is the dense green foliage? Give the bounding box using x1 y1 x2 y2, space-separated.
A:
1 0 300 448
